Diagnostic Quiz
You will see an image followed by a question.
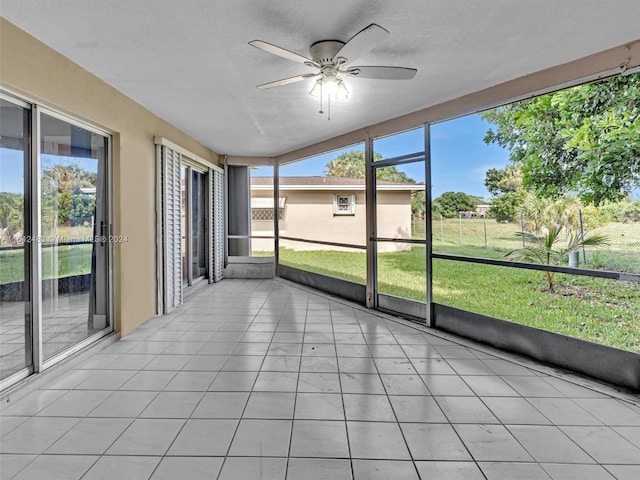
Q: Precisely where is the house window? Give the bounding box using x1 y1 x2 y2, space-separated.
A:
334 194 356 215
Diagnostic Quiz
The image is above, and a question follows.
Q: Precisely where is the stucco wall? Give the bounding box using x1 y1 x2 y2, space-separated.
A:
0 19 220 336
251 189 413 253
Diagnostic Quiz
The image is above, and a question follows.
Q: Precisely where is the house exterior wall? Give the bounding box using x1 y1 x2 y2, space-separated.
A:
251 189 413 253
0 19 220 336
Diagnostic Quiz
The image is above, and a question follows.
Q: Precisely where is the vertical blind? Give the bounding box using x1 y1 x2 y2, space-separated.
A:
158 144 224 314
161 146 183 313
212 168 225 282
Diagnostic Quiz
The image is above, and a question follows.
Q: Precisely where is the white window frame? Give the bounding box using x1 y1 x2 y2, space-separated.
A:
333 194 356 215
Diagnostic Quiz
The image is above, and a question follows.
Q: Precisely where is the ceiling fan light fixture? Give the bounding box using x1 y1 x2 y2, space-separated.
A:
309 75 349 101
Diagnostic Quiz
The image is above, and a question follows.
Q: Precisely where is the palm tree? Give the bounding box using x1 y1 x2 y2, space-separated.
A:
505 224 609 291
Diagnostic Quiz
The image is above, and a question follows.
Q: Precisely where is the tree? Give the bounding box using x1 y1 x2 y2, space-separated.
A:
490 191 525 223
481 74 640 205
484 168 506 197
0 192 24 245
325 150 423 217
41 163 96 227
324 150 415 183
506 225 609 291
325 151 369 178
411 191 426 219
521 193 580 234
484 166 523 197
432 191 477 218
622 199 640 222
485 166 525 222
41 164 96 196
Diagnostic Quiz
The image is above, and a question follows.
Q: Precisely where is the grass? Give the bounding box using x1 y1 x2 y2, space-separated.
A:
3 218 637 352
433 259 640 353
428 218 640 272
279 245 640 353
0 244 92 284
0 225 94 284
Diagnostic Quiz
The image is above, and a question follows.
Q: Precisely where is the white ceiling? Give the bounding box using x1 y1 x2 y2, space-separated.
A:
2 0 640 157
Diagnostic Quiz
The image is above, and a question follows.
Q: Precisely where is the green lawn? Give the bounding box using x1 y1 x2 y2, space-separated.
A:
279 246 640 353
429 218 640 272
3 218 638 352
0 225 94 284
0 244 93 284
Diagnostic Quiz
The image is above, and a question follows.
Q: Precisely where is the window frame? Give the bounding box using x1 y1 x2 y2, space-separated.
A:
333 193 356 216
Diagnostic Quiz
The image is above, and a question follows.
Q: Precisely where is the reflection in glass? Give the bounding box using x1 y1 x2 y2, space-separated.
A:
0 98 31 379
191 170 206 280
40 113 108 360
181 166 208 286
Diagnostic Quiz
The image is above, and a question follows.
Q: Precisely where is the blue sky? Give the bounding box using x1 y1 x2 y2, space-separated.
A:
3 114 634 200
260 113 509 200
431 114 510 199
0 150 24 193
0 153 98 194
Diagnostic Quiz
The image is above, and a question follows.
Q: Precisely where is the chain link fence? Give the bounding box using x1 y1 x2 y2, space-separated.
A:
426 210 640 274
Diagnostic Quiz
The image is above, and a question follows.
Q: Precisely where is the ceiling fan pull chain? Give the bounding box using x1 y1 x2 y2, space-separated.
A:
328 95 331 121
318 81 324 114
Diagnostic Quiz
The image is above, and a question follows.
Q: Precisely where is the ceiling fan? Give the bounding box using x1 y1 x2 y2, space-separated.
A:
249 23 417 115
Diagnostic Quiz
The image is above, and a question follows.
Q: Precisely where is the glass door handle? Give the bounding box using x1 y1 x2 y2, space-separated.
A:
100 221 107 247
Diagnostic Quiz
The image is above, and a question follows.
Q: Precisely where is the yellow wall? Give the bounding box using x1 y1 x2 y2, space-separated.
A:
0 19 221 336
252 189 412 253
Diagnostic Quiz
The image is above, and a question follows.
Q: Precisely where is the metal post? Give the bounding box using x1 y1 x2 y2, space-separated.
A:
520 211 526 247
483 214 488 248
579 208 586 264
459 212 462 245
440 214 444 242
365 138 377 309
424 125 433 327
31 105 42 372
273 163 280 276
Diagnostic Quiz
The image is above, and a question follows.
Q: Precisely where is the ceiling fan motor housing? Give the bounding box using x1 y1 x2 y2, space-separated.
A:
310 40 345 65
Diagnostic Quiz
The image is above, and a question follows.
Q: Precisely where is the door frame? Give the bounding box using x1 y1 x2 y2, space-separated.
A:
0 91 113 391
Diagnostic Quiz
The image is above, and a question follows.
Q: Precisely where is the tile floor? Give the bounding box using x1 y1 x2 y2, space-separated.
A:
1 291 105 377
1 278 639 479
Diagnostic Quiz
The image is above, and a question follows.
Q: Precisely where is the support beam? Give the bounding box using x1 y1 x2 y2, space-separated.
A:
365 136 376 309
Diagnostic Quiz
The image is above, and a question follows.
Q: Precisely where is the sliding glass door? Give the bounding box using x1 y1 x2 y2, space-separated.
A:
0 94 111 388
191 169 207 280
40 112 109 361
181 163 207 288
0 97 32 379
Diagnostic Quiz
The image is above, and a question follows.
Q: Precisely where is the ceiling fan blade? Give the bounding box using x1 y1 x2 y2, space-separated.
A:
335 23 389 63
346 66 417 80
257 73 319 89
249 40 314 65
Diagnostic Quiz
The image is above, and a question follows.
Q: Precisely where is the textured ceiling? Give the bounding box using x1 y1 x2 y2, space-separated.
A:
2 0 640 156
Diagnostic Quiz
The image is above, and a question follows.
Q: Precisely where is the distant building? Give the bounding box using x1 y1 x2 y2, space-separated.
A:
475 204 491 216
251 177 424 253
